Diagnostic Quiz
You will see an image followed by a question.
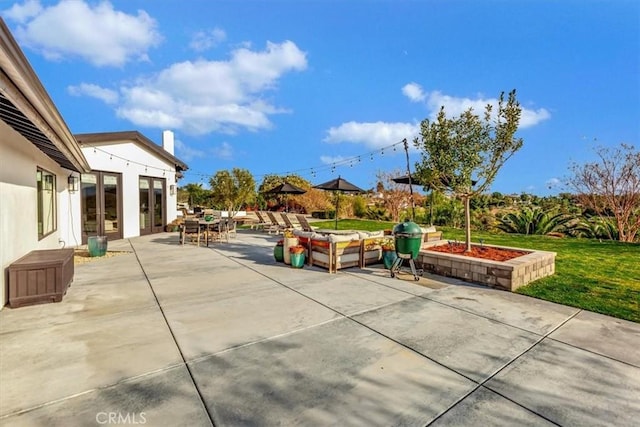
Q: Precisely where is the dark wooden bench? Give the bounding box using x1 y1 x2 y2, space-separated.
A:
7 248 74 308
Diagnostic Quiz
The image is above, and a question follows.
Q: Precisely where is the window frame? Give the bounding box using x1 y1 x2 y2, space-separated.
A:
37 167 57 240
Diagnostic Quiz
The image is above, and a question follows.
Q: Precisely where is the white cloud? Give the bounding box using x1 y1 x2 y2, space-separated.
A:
323 121 419 149
67 83 118 104
6 0 161 67
112 40 306 135
545 177 561 189
414 90 550 129
402 82 425 102
3 0 42 23
174 139 205 162
213 141 233 160
320 155 345 165
189 27 226 52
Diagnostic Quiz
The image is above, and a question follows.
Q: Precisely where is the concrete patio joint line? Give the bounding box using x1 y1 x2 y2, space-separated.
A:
130 240 217 427
426 309 583 426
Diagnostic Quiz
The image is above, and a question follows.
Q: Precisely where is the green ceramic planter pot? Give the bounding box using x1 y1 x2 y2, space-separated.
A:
290 252 305 268
274 245 284 262
382 250 397 269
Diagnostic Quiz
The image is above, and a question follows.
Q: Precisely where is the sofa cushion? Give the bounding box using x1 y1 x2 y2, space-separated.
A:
327 233 360 243
357 230 385 239
293 230 316 239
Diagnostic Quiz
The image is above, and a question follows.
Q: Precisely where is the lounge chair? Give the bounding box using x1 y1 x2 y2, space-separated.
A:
280 213 300 230
249 211 268 230
265 212 286 234
295 214 316 232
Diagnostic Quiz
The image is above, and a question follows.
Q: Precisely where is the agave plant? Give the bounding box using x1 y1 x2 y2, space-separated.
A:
497 207 571 235
566 216 620 240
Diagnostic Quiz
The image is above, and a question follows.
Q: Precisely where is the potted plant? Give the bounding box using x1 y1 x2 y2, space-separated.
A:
282 230 298 265
289 245 306 268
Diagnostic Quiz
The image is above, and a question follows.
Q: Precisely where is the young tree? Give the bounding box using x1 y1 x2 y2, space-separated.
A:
414 90 523 251
567 143 639 242
209 168 256 217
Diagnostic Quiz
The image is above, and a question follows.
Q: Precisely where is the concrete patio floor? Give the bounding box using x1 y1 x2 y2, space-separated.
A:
1 230 638 426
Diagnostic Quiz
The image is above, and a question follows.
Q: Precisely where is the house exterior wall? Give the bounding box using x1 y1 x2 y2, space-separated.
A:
0 121 79 308
80 140 178 239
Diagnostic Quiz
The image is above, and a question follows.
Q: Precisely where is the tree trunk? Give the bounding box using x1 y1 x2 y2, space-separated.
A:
464 195 472 252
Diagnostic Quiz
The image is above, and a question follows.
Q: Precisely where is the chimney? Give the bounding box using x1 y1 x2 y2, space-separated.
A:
162 130 174 155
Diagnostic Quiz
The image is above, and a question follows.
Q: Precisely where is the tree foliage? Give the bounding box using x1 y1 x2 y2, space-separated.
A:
209 168 256 215
414 89 523 250
375 169 414 222
256 174 328 213
566 143 640 242
178 183 210 207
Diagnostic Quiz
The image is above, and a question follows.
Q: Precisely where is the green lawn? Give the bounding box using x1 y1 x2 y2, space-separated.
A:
313 219 640 322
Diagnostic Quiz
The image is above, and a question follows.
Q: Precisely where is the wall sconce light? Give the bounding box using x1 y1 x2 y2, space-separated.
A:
169 184 176 196
68 175 79 193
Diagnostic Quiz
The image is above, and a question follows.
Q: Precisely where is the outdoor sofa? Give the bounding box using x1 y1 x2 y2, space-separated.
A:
293 229 385 273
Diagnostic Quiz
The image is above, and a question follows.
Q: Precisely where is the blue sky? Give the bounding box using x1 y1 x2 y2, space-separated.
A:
3 0 638 195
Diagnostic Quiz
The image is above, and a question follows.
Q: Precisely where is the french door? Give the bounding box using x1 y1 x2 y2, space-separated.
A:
139 177 166 235
81 172 122 243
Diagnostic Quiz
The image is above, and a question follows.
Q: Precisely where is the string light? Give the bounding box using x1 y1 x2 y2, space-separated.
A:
83 144 176 175
181 138 407 183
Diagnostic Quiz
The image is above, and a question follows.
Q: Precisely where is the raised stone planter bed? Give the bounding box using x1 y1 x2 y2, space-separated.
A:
416 240 556 292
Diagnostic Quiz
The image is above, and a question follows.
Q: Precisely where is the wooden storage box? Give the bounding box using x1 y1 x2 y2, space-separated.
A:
8 248 74 308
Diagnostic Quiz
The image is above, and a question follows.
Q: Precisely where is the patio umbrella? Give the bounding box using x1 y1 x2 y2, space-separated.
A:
313 176 364 229
391 174 428 187
263 181 307 211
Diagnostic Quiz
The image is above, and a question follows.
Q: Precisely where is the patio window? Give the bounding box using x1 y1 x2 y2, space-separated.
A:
37 167 56 239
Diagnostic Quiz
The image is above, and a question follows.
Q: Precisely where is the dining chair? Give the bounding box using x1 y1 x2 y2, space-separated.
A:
225 218 237 240
181 219 202 246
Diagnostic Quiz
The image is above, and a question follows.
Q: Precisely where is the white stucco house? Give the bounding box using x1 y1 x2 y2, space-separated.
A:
74 130 187 244
0 19 187 309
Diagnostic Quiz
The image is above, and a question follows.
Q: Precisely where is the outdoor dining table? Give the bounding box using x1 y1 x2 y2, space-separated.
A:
199 219 220 247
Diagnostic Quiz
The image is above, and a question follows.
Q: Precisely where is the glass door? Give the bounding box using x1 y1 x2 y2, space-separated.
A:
102 174 121 241
152 179 165 233
139 177 165 235
139 177 152 235
81 172 122 243
81 174 98 242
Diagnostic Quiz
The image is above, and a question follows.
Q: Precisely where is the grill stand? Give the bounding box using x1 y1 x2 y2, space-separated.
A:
390 252 423 281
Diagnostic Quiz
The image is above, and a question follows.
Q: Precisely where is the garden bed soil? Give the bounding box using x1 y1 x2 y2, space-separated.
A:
425 244 530 262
